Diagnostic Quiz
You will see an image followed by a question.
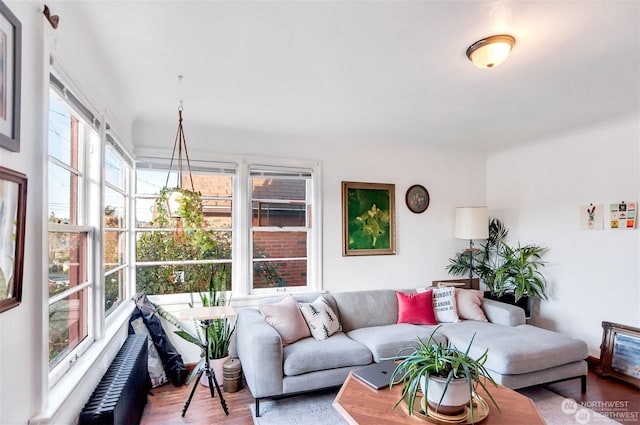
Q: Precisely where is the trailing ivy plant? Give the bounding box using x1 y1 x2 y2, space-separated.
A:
136 187 229 295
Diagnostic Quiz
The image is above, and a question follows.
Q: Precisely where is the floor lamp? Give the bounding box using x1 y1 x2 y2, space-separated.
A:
454 207 489 287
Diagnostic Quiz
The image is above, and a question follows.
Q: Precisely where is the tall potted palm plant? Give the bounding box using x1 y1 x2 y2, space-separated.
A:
446 218 548 316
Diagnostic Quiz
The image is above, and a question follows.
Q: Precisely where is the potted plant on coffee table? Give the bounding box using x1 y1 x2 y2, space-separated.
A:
389 327 499 423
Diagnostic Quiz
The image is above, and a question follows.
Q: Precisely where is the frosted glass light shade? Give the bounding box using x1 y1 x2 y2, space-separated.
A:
466 35 515 69
454 207 489 240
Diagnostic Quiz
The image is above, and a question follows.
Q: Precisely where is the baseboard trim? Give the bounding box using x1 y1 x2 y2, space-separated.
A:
587 355 600 369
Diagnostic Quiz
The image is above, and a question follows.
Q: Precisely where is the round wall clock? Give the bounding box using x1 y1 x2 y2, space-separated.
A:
405 184 430 213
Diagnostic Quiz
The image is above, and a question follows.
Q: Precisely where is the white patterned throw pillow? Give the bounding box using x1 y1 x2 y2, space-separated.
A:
432 285 460 323
299 296 342 340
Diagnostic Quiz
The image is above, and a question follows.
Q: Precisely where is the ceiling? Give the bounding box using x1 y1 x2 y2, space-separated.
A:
67 1 639 152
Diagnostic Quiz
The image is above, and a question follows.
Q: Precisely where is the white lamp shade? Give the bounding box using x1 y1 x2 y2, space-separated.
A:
454 207 489 240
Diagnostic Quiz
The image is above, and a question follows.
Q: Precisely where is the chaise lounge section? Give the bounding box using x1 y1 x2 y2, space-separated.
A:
236 289 588 416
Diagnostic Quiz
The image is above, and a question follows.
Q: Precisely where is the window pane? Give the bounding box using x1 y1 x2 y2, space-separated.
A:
253 232 307 289
135 197 156 227
253 259 307 289
135 166 234 295
136 262 231 295
136 169 167 195
48 95 73 165
105 188 125 229
192 174 232 197
136 229 231 262
105 268 126 313
49 288 89 369
48 163 79 225
252 201 305 227
48 232 88 298
104 145 127 189
252 177 306 201
203 199 232 227
104 230 126 272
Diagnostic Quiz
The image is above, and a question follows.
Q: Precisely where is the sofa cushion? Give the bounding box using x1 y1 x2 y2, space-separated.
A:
440 322 588 375
346 324 446 362
259 294 310 345
455 289 487 321
396 291 438 325
333 290 400 331
283 332 372 376
299 296 342 340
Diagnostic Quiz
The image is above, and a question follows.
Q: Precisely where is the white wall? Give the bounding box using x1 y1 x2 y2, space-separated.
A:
487 114 640 357
0 3 46 424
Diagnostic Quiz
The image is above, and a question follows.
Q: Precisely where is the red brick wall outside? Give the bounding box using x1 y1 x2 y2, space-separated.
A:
253 231 307 287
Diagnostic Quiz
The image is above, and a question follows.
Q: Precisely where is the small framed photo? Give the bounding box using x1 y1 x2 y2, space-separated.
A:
596 321 640 389
0 166 27 313
342 181 396 256
0 2 21 152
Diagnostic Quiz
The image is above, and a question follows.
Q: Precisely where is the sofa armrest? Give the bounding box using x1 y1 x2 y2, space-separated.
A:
481 298 526 326
236 308 284 398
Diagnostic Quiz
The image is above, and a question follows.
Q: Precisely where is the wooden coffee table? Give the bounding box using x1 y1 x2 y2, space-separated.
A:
333 372 544 425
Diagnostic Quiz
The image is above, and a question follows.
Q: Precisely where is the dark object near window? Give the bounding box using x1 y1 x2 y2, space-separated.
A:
132 292 188 386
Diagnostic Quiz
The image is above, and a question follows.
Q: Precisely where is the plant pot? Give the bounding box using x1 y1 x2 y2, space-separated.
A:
200 355 229 387
484 291 530 317
420 375 471 415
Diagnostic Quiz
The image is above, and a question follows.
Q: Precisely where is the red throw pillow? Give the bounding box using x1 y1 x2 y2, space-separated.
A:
396 291 437 325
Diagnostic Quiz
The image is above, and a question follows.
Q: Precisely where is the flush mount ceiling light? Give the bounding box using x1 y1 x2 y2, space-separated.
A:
466 34 515 69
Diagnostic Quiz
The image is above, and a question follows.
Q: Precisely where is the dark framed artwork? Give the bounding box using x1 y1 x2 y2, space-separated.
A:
596 321 640 389
0 166 27 313
405 184 430 213
0 2 21 152
342 181 395 256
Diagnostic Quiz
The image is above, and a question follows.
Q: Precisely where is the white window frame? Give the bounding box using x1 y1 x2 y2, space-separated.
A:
248 164 316 295
133 154 322 305
103 135 133 316
47 87 99 386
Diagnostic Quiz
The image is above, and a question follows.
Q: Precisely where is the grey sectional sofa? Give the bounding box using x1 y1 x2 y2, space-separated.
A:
236 289 588 416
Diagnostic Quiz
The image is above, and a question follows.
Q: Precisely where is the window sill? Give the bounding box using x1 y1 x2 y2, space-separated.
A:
149 289 327 310
32 301 135 424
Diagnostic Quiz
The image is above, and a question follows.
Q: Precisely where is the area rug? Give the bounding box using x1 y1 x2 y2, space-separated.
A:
250 386 622 425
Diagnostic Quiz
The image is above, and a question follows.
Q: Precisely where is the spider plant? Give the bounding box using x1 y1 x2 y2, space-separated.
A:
389 327 499 422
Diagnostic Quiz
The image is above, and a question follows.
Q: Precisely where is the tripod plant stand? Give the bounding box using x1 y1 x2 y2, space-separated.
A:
179 306 234 417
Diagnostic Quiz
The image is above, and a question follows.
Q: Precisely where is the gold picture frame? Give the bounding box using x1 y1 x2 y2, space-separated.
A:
342 181 396 256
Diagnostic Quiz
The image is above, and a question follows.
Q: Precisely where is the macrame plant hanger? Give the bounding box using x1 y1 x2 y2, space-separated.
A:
165 103 197 242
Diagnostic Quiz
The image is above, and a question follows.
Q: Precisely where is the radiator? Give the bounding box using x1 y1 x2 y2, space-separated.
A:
79 334 150 425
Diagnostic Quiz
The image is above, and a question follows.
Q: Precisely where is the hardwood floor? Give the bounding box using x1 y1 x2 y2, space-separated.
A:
140 367 640 424
141 378 255 425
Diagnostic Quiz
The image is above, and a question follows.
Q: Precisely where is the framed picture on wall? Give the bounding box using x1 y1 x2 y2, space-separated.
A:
0 166 27 313
0 2 21 153
596 321 640 389
342 181 396 256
